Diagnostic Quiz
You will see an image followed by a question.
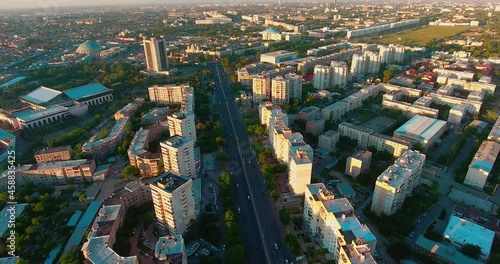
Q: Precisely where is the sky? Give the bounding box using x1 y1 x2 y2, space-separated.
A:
0 0 266 11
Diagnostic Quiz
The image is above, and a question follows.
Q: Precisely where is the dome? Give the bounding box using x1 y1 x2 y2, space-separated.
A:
76 40 103 54
263 28 280 34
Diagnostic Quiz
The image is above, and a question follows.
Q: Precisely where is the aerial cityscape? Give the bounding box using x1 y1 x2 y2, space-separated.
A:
0 1 500 264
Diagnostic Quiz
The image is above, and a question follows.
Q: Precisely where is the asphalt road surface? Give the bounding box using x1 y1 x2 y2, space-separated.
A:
208 61 293 264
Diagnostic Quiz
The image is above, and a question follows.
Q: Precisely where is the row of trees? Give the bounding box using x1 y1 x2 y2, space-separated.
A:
218 171 245 263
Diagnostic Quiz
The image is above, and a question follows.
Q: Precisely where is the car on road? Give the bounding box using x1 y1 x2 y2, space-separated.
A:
238 207 241 214
247 195 250 200
231 171 234 176
410 232 414 237
418 219 421 224
209 183 213 188
285 259 289 264
236 183 239 188
423 213 427 217
274 243 278 250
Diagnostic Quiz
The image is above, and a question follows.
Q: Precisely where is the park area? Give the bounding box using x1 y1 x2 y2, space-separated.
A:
374 25 472 46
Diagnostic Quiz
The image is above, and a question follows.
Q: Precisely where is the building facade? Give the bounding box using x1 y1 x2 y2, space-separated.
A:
288 146 313 195
252 74 271 103
143 37 169 72
150 172 197 235
371 150 426 216
318 130 340 152
345 150 372 177
34 145 73 164
167 112 197 144
160 136 196 179
330 61 349 89
313 65 331 90
148 84 193 105
464 140 500 189
128 126 163 177
271 76 289 105
285 73 302 100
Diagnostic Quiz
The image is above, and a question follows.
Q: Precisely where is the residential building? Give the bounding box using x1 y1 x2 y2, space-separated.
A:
82 117 130 160
487 116 500 143
448 105 466 124
297 48 362 74
155 235 187 264
143 37 169 72
128 126 163 177
433 68 474 82
5 159 96 187
379 44 405 64
371 150 426 216
330 61 349 89
160 136 196 179
148 84 193 105
318 130 340 152
350 51 381 76
306 118 325 136
285 73 302 100
260 50 298 64
393 115 447 151
313 65 331 90
107 180 152 210
298 106 320 121
304 184 377 264
288 146 313 195
259 102 287 127
34 145 73 163
81 204 138 264
382 99 439 119
167 112 196 144
464 141 500 189
447 78 497 94
345 150 372 177
427 93 482 114
261 28 283 41
0 128 15 167
114 98 145 121
271 76 289 105
415 235 483 264
150 172 196 235
443 216 494 263
140 107 169 125
252 74 271 103
339 122 411 157
321 84 381 121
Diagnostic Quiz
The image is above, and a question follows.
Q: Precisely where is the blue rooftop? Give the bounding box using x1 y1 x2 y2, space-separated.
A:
0 76 27 91
44 244 61 264
263 28 280 34
67 211 82 227
472 160 494 173
63 201 102 253
0 128 14 141
63 83 111 101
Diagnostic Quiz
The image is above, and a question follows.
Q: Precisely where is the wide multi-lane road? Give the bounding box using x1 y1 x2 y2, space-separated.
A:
208 61 292 264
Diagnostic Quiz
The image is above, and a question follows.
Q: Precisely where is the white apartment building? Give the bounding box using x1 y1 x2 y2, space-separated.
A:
285 73 303 100
487 116 500 143
318 130 340 152
288 146 313 195
160 136 196 179
339 122 411 157
371 150 426 216
143 37 169 72
271 76 289 105
167 112 197 144
304 184 377 264
350 51 381 76
379 44 405 64
330 61 349 89
259 102 288 127
150 172 197 235
252 74 271 103
313 65 331 90
464 141 500 190
148 84 193 105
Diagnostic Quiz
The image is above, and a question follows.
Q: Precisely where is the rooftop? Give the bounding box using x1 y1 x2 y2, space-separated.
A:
289 145 313 165
13 105 69 122
155 235 185 261
64 200 102 253
35 145 71 156
162 135 192 148
82 236 137 264
141 107 168 121
470 141 500 174
150 172 191 193
444 215 495 256
351 150 372 160
261 50 297 57
417 236 481 264
377 150 426 188
395 115 447 141
0 128 14 141
262 28 280 34
63 83 111 101
320 130 339 138
337 182 356 197
0 204 28 237
76 40 103 53
19 86 62 105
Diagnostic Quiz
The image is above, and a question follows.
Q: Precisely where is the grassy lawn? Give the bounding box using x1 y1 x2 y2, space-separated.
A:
374 25 472 46
43 125 81 143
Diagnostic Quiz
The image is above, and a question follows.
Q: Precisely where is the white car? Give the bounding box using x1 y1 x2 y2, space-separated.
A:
238 207 241 214
236 183 239 188
274 243 278 250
